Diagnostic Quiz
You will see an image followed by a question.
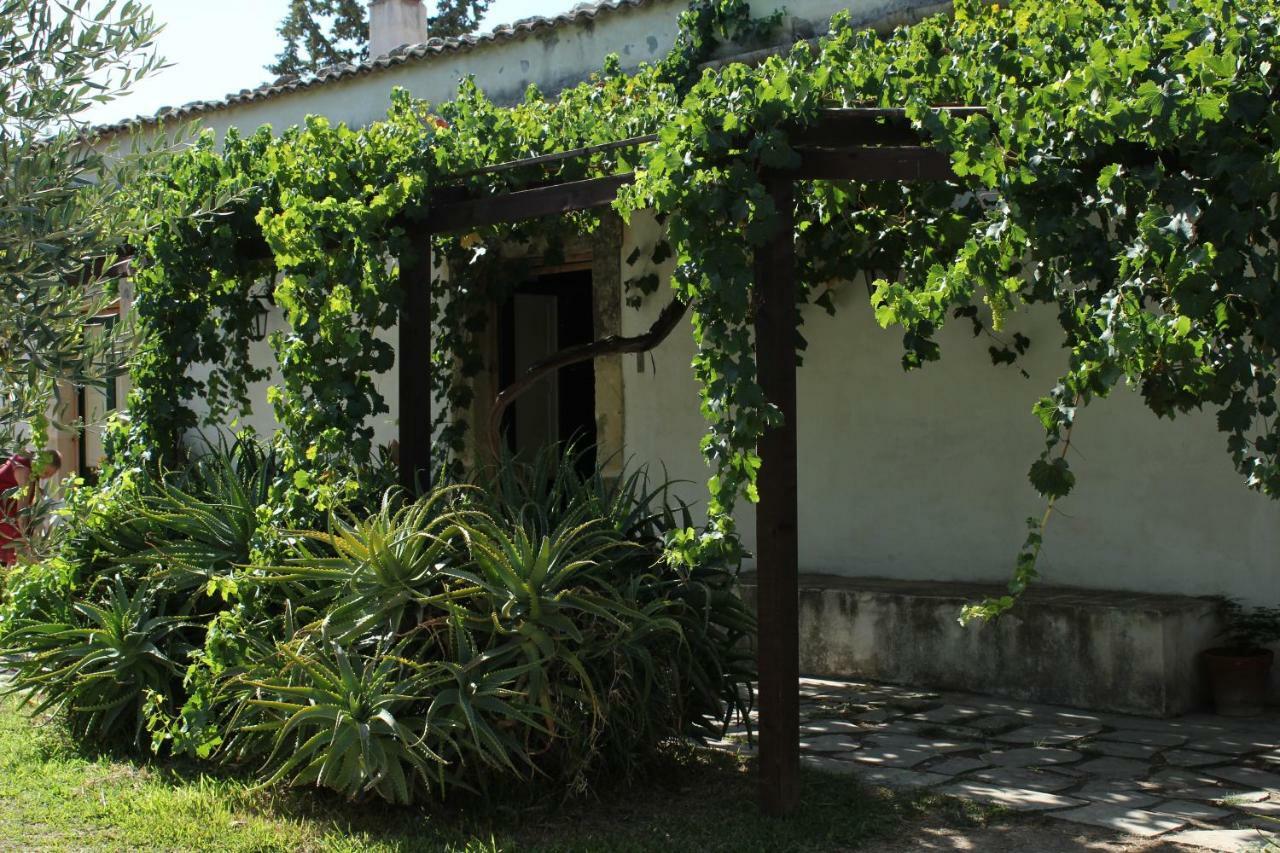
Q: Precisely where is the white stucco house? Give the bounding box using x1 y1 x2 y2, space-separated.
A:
83 0 1280 715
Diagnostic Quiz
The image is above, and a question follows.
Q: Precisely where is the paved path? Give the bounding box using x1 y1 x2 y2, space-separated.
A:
715 677 1280 852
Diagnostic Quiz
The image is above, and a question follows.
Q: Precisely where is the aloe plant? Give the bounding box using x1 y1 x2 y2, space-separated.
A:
129 437 277 590
256 486 485 639
481 443 695 548
228 637 446 803
64 435 277 594
479 447 755 742
460 514 654 732
2 577 189 745
424 620 551 781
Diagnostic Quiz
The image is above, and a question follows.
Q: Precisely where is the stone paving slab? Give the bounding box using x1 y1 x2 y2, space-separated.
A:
735 676 1280 845
1147 768 1232 790
1241 818 1280 839
1165 749 1232 768
1181 713 1280 736
1164 828 1277 852
849 708 902 724
1081 739 1162 760
1209 766 1280 793
936 781 1085 811
848 765 951 790
897 721 984 741
1077 756 1153 777
1098 728 1189 748
1151 799 1235 822
965 714 1028 735
1186 735 1277 756
849 745 935 769
981 746 1082 767
862 732 980 754
1237 798 1280 817
797 733 860 753
799 718 865 735
1169 787 1269 804
994 722 1101 746
934 694 1107 726
1073 780 1161 808
1047 803 1188 837
798 677 864 692
871 721 932 739
969 766 1080 793
854 767 954 789
1095 714 1233 736
905 705 985 724
800 754 953 790
926 755 988 776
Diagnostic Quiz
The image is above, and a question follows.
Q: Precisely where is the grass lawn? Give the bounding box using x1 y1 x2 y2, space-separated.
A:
0 698 1001 852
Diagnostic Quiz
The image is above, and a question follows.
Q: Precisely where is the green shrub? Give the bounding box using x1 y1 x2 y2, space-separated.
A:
2 441 756 804
0 557 77 637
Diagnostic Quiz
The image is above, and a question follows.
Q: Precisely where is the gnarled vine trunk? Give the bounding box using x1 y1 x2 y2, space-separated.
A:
486 297 687 462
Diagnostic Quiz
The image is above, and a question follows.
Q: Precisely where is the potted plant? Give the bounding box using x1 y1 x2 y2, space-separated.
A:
1204 601 1280 717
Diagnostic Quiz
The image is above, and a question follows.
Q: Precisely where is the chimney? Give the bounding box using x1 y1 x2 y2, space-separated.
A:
369 0 428 57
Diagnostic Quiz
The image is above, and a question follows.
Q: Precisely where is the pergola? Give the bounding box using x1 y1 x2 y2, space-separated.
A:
395 106 983 814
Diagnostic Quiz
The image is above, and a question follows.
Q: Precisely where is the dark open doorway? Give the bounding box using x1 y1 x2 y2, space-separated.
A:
498 268 596 470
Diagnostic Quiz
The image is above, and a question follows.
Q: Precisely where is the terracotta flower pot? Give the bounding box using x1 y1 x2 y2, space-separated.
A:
1204 647 1274 717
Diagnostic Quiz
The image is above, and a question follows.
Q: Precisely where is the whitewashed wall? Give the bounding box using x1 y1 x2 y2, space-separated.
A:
619 213 1280 609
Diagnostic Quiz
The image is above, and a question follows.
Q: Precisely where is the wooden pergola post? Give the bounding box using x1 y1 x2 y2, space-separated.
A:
399 228 433 494
754 171 800 816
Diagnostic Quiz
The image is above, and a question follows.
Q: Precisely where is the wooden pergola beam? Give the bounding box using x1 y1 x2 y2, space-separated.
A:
428 107 985 191
423 173 634 233
796 146 958 182
422 147 959 235
792 106 986 148
446 134 658 182
420 107 986 234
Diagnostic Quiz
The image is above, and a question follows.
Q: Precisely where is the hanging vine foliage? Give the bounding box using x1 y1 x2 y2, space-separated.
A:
113 129 277 467
255 95 434 512
118 0 1280 608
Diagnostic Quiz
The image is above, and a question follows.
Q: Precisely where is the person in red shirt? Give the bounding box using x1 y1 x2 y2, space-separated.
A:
0 450 62 567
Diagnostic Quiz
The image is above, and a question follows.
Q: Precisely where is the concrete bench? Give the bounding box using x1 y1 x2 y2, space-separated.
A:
738 574 1223 717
